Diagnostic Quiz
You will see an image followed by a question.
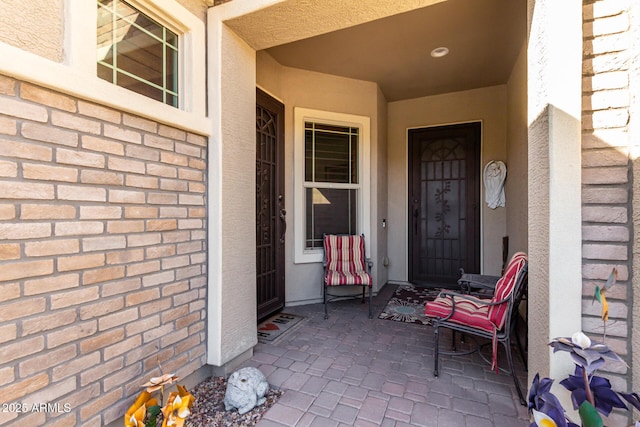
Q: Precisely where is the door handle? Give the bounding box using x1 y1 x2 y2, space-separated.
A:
279 209 287 243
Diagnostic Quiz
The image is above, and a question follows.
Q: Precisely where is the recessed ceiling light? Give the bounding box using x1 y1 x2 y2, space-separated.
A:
430 47 449 58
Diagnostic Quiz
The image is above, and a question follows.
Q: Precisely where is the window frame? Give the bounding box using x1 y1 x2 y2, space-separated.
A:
10 0 209 134
97 0 181 108
294 107 371 264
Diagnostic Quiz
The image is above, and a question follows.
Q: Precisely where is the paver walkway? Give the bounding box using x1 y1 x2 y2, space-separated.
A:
245 283 530 426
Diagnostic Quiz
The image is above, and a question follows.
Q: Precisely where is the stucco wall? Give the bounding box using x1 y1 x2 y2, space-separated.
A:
376 86 390 287
0 0 64 62
257 51 383 305
386 86 509 282
527 0 583 412
506 41 529 254
206 23 257 368
176 0 209 21
218 26 257 361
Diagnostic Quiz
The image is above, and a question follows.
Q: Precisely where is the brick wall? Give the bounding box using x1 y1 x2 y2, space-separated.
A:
582 0 632 422
0 75 208 426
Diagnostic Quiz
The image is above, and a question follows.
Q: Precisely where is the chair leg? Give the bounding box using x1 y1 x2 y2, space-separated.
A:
514 326 527 370
324 284 329 320
503 339 526 406
433 322 440 377
368 285 372 319
513 315 528 369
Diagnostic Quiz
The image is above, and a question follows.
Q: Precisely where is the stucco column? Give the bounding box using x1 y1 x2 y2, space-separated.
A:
527 0 583 385
207 13 258 369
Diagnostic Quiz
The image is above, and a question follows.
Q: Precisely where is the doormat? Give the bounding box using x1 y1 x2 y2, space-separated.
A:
378 284 442 325
258 313 304 344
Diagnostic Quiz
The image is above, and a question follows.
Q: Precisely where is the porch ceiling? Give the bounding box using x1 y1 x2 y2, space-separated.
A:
251 0 526 102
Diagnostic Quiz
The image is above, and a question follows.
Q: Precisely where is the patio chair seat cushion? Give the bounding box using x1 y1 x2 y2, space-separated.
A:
424 296 495 333
325 270 372 286
325 271 373 286
323 235 372 286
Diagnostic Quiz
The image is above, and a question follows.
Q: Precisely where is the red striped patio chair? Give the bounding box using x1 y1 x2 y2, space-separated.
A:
424 252 528 405
323 234 373 319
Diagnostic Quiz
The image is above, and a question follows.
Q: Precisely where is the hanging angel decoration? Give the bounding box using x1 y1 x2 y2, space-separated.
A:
483 160 507 209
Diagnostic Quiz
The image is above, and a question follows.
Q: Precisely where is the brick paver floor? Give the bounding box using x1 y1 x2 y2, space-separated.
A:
245 284 530 426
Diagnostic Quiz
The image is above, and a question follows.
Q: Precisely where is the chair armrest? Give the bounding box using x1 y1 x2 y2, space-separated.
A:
432 290 513 325
438 290 512 307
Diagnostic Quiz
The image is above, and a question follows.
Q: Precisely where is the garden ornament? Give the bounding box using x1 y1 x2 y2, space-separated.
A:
483 160 507 209
223 367 269 415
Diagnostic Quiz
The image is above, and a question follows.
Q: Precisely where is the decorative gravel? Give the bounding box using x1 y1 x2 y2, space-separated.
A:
186 376 283 427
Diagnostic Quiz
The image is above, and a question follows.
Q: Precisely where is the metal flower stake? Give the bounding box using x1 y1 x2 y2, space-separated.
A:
528 268 639 427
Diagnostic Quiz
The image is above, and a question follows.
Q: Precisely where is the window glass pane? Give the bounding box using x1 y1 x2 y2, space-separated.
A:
166 93 178 108
97 63 113 82
116 34 163 84
117 72 163 102
97 4 114 65
129 11 164 40
350 134 358 184
304 129 313 182
314 123 350 133
305 188 357 249
304 122 359 184
166 31 178 48
115 1 138 25
165 46 178 92
314 131 351 183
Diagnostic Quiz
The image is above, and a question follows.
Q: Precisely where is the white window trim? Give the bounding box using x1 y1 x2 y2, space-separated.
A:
294 107 371 264
0 0 208 135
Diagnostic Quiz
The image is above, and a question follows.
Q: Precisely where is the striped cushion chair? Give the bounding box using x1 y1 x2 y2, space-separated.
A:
424 252 528 405
323 234 373 319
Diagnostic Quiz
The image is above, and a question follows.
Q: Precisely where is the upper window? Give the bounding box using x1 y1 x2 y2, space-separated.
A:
97 0 179 107
294 108 371 264
304 122 359 249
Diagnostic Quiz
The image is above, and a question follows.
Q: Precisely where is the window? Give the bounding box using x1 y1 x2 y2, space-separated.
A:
304 122 359 248
97 0 179 107
294 108 370 263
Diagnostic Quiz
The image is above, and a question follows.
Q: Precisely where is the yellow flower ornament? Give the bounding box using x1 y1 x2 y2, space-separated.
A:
126 404 146 427
161 385 194 427
124 391 156 427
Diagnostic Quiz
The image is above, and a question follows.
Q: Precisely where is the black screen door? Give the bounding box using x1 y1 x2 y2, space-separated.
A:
408 122 480 286
256 89 285 320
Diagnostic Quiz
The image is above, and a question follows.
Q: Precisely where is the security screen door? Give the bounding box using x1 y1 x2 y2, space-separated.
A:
408 122 481 286
256 89 285 320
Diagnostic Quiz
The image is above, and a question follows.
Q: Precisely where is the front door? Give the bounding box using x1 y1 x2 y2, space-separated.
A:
256 88 285 321
408 122 481 286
